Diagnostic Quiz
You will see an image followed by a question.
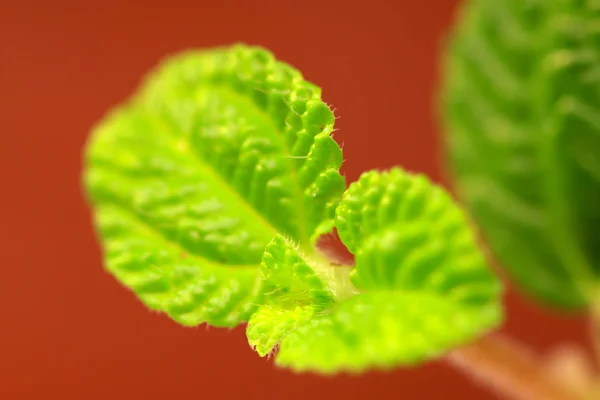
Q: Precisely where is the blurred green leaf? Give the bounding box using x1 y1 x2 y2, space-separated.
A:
442 0 600 308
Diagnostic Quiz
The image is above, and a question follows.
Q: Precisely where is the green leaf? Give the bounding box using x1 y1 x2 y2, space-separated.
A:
276 292 499 374
248 169 502 373
247 235 343 356
442 0 600 308
83 44 345 327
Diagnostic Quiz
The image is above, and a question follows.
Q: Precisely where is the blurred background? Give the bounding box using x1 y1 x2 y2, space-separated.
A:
0 0 591 398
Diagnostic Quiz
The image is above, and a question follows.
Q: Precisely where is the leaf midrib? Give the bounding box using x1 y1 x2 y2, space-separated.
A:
143 83 313 250
101 201 259 271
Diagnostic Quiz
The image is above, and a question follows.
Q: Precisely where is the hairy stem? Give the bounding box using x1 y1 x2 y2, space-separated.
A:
448 334 580 400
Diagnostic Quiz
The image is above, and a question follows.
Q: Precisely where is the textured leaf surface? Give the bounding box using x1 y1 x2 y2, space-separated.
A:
249 169 502 373
336 169 501 307
246 235 338 356
84 45 345 327
276 292 498 373
442 0 600 307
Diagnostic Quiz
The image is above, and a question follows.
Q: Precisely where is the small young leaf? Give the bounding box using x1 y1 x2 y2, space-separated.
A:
246 235 341 356
259 235 337 311
248 168 502 373
84 45 345 327
442 0 600 308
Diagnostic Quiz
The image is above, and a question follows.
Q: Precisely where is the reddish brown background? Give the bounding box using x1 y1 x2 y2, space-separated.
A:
0 1 591 399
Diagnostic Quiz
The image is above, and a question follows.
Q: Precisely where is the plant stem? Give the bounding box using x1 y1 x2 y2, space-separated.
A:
589 304 600 370
447 334 580 400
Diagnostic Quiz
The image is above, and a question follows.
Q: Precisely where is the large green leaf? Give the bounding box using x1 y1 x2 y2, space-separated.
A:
84 45 345 327
247 169 502 373
442 0 600 308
